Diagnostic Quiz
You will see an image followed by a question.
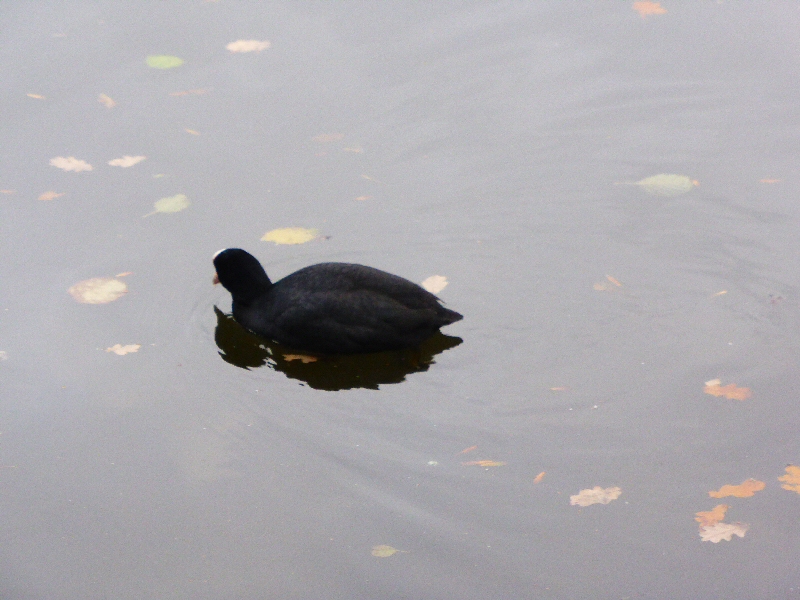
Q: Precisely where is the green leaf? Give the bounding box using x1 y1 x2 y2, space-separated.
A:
144 194 190 217
634 174 696 197
146 55 184 69
371 545 400 558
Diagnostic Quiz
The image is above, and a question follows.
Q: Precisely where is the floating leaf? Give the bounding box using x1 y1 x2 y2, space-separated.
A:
144 194 190 217
632 1 667 18
283 354 318 363
146 55 184 69
703 379 752 401
779 465 800 493
462 460 506 467
709 478 765 499
27 93 46 99
354 195 372 201
0 350 8 360
699 522 748 543
50 156 93 172
421 275 448 294
458 445 477 455
533 471 546 484
261 227 320 245
39 191 64 201
185 128 200 135
68 278 128 304
634 174 696 196
226 39 271 52
108 155 146 167
695 504 729 528
594 275 623 291
312 133 344 143
760 178 782 184
0 190 16 194
98 93 116 108
169 88 208 96
371 545 401 558
342 146 364 153
570 486 622 507
106 344 141 355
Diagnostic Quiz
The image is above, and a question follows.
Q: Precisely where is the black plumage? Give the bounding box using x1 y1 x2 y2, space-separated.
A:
213 248 462 354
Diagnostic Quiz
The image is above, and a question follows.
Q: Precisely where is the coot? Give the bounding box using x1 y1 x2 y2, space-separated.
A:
213 248 463 354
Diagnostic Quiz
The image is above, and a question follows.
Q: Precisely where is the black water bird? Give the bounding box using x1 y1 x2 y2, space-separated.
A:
213 248 462 354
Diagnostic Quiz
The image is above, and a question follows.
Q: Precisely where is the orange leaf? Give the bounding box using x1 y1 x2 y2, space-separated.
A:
778 465 800 494
633 1 667 18
462 460 506 467
282 354 318 363
458 445 477 455
695 504 728 528
533 471 546 484
709 479 765 499
703 379 752 400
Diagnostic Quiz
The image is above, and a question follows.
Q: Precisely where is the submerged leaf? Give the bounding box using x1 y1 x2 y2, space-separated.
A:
261 227 320 245
462 460 506 467
106 344 141 355
421 275 448 294
703 379 752 401
778 465 800 493
68 278 128 304
50 156 93 172
570 486 622 507
699 522 748 543
144 194 190 217
146 55 184 69
709 479 765 499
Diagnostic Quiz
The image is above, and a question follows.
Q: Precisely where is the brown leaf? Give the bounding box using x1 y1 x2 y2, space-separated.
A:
533 471 546 484
633 1 667 18
778 465 800 493
703 379 752 400
695 504 729 528
38 191 64 201
458 445 477 455
282 354 318 363
462 460 506 467
709 479 765 499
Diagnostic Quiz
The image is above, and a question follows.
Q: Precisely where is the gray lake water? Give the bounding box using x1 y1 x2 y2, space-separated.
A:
2 3 800 599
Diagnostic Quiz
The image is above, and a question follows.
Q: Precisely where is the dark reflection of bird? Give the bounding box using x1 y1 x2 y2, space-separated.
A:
213 248 463 355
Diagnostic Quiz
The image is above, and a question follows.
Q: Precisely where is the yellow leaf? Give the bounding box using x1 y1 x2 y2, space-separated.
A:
226 39 271 52
38 191 64 201
371 545 400 558
569 486 622 507
106 344 141 355
462 460 506 467
261 227 320 245
27 93 46 99
709 479 765 498
98 93 116 108
68 278 128 304
615 173 695 196
50 156 93 172
143 194 190 217
703 379 752 401
108 155 146 167
779 465 800 493
420 275 448 294
695 504 729 528
146 55 184 69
